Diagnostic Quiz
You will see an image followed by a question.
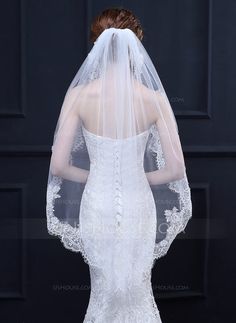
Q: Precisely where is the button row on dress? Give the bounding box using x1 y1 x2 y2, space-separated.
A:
114 144 123 229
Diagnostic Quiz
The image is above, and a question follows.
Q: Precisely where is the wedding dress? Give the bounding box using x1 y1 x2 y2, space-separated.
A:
46 27 192 322
81 124 161 322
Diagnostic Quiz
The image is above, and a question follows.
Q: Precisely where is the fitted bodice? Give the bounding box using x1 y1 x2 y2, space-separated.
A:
80 123 155 246
82 125 150 183
80 125 161 322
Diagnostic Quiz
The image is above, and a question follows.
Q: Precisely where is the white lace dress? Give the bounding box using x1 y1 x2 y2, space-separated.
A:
80 125 162 323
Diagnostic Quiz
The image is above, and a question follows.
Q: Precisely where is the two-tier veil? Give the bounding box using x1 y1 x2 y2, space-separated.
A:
46 27 192 268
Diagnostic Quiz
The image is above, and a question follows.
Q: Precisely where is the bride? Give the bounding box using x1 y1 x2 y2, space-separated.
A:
46 7 192 322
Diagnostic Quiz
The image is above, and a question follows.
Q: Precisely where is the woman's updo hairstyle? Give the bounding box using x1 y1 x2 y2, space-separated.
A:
90 7 144 42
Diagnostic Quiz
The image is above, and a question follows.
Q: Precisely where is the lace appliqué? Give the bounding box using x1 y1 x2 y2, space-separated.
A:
83 266 162 323
147 124 166 169
87 52 101 82
46 175 98 267
72 125 86 152
147 123 192 260
47 126 164 322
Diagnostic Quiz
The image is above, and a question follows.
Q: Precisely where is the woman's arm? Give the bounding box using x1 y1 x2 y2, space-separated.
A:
146 91 186 185
50 88 89 183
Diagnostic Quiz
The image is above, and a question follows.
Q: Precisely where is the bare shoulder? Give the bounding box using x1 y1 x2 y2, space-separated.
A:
134 81 163 123
66 85 83 99
66 82 99 118
134 80 161 101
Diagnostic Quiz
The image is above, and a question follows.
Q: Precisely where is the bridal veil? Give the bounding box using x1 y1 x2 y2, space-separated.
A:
46 27 192 266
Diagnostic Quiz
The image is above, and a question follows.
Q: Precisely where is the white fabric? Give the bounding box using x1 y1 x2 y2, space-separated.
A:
81 126 161 322
46 27 192 322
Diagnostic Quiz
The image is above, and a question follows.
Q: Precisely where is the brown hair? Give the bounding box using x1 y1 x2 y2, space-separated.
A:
90 7 144 42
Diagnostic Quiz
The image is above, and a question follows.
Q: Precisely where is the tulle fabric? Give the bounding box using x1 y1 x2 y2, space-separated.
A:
46 27 192 270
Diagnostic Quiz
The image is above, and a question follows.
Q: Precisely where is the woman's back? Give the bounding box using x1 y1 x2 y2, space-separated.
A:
78 79 158 137
46 9 192 322
80 118 159 321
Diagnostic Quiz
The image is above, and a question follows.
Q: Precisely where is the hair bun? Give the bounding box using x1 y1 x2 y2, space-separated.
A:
90 8 144 43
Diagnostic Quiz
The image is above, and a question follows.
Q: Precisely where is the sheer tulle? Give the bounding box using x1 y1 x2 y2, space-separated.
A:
46 27 192 322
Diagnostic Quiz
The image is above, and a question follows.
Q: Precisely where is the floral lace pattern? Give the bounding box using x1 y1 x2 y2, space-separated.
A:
147 123 192 260
46 175 99 266
83 266 162 323
79 126 162 322
46 123 191 322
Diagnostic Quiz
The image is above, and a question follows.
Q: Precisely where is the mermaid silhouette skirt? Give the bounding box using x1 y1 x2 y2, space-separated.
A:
79 126 162 322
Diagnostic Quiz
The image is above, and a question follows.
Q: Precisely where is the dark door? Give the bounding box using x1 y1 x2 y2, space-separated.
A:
0 1 234 322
